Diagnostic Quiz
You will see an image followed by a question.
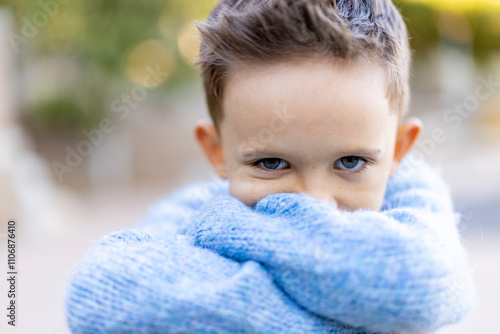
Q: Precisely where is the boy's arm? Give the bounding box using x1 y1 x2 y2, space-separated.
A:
184 160 476 333
65 229 360 333
138 177 230 237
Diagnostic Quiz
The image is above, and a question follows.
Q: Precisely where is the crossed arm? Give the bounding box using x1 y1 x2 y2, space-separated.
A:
65 162 475 333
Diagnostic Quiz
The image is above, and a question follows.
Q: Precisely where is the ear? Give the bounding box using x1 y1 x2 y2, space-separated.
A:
194 121 228 179
390 118 422 176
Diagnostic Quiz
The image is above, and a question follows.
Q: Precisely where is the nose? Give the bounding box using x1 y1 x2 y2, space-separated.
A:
296 177 337 207
303 189 337 206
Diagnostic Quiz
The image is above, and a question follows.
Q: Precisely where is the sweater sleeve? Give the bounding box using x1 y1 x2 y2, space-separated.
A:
138 176 230 237
65 222 365 333
183 160 476 333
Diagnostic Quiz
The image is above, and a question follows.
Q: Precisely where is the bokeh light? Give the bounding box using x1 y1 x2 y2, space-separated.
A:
404 0 500 12
125 39 175 88
177 21 201 65
437 11 474 44
44 9 85 51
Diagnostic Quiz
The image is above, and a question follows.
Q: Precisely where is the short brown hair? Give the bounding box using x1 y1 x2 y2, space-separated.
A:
196 0 411 132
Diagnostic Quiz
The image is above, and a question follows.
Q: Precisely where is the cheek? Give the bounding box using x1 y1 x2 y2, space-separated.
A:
351 155 394 211
352 187 386 211
338 171 390 211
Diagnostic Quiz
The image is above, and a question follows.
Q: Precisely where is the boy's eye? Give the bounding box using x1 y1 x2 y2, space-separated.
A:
334 156 366 171
254 158 289 170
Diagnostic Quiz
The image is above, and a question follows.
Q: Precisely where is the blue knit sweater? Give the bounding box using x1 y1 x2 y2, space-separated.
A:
65 159 475 333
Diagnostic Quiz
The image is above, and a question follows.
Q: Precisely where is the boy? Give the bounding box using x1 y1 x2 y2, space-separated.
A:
194 0 419 211
65 0 475 333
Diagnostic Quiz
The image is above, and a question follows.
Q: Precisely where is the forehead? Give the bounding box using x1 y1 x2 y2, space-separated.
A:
221 58 395 153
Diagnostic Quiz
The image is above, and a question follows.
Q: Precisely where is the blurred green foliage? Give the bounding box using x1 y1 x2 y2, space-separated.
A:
395 0 500 61
0 0 498 134
1 0 216 133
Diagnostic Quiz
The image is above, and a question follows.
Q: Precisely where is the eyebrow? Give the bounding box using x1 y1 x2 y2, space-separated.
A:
239 148 383 160
239 150 284 160
335 148 383 158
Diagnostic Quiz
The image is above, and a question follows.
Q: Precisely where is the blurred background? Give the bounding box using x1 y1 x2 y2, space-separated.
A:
0 0 499 332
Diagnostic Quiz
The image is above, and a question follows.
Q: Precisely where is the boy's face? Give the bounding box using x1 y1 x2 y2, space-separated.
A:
195 58 420 211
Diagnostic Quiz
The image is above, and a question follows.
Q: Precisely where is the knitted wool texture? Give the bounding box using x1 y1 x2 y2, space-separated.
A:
65 159 475 333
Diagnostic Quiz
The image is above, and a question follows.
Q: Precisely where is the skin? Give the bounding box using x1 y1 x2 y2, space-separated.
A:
195 58 422 211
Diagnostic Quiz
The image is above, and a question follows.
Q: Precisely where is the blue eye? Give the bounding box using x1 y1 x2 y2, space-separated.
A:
334 156 366 171
255 158 289 170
